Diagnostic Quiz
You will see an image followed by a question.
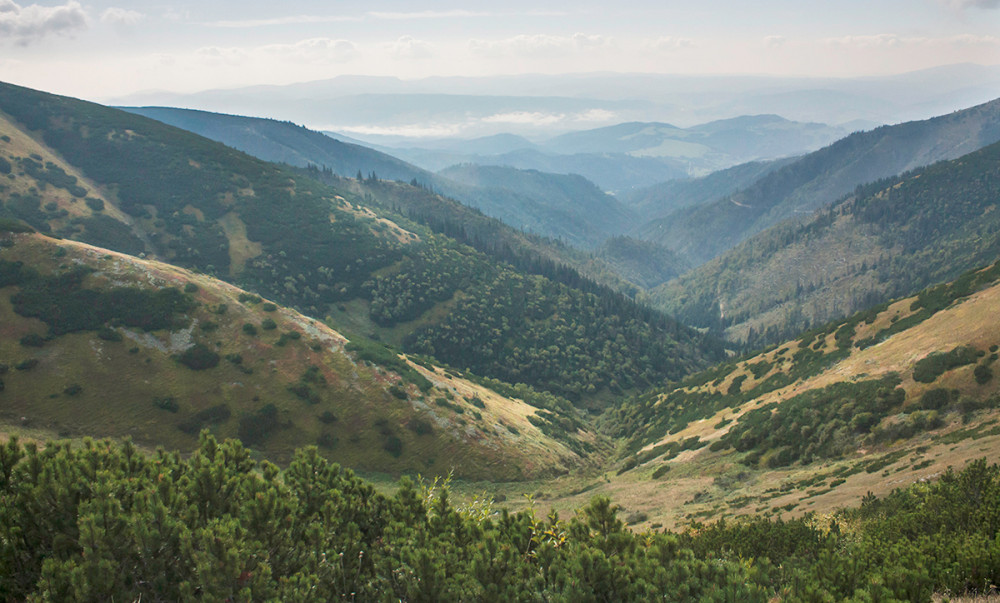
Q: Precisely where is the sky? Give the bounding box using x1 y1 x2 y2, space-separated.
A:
1 0 999 102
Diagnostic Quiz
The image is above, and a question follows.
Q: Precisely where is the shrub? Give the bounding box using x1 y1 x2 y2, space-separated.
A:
318 411 338 424
261 303 277 312
85 197 105 212
919 388 952 410
652 464 671 479
19 333 45 347
408 418 433 435
176 344 220 370
242 323 257 336
317 433 338 449
913 346 978 383
974 364 993 385
261 318 277 331
382 435 403 458
97 326 122 341
469 396 486 409
63 384 82 396
176 404 231 434
184 283 198 293
625 511 649 525
15 358 38 371
153 397 179 413
388 385 408 400
288 383 321 404
238 404 280 446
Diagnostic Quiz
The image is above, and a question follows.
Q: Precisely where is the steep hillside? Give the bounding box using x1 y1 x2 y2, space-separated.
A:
652 139 1000 345
121 107 642 251
640 97 1000 266
623 156 796 224
0 229 600 479
436 164 635 249
594 236 689 290
573 261 1000 529
369 145 690 193
122 106 430 183
543 116 846 174
0 81 722 404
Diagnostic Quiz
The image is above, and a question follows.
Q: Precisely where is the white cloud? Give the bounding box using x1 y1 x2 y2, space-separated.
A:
195 38 360 67
208 14 359 28
828 34 905 48
0 0 87 45
649 36 696 51
332 124 464 138
369 10 493 20
387 35 433 59
261 38 358 63
826 33 1000 49
469 33 614 58
195 46 249 66
100 7 143 28
763 35 787 48
482 111 566 125
573 109 617 123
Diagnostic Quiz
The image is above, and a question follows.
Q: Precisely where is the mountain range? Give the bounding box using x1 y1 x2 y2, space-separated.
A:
636 96 1000 267
4 76 1000 599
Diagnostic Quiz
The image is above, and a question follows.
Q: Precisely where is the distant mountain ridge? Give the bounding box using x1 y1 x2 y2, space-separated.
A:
1 80 722 407
638 96 1000 267
121 106 637 249
651 137 1000 345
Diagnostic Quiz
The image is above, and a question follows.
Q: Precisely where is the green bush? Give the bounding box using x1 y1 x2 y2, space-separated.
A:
18 333 45 347
176 344 220 370
974 364 993 385
913 346 978 383
382 435 404 457
242 323 257 336
261 318 277 331
153 397 179 413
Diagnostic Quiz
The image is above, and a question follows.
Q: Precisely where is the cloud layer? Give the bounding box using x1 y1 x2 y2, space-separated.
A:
0 0 86 45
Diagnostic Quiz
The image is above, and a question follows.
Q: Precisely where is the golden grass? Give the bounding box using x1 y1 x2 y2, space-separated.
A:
0 233 590 480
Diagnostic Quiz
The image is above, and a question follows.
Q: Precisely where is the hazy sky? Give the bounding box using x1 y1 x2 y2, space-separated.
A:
2 0 999 101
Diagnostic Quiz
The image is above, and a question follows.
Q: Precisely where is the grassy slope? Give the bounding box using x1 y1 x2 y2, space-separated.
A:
652 138 1000 345
639 96 1000 267
0 81 722 405
0 232 602 480
473 265 1000 528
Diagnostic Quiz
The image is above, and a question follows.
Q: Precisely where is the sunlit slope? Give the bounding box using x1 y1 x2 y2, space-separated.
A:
570 263 1000 528
0 230 602 479
0 80 723 404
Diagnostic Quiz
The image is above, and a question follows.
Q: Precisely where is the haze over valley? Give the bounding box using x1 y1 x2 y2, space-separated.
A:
2 0 1000 599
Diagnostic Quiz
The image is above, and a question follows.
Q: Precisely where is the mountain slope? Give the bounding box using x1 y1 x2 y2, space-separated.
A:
0 81 722 404
589 260 1000 528
0 229 598 479
121 106 640 250
121 106 430 183
622 156 796 223
436 164 635 249
640 97 1000 266
542 116 846 171
650 139 1000 345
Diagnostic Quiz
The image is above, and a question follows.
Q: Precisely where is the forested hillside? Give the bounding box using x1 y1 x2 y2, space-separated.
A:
652 138 1000 345
436 164 635 249
0 81 722 404
582 259 1000 528
0 229 597 478
639 96 1000 266
2 431 998 600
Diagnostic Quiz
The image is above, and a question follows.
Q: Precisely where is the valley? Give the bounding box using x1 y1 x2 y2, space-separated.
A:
2 74 1000 599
